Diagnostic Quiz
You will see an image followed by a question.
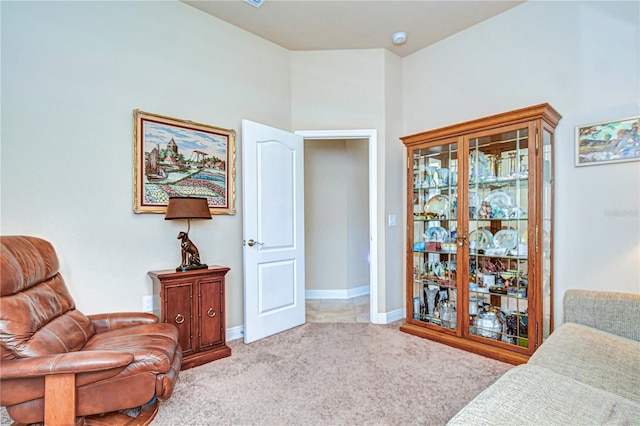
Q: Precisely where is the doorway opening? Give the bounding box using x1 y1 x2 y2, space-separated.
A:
296 129 378 324
303 138 369 323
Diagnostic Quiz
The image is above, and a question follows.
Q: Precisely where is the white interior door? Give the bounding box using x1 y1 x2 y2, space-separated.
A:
242 119 305 343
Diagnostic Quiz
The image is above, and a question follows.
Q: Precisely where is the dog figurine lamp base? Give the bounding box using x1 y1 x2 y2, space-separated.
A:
176 228 208 272
164 197 212 272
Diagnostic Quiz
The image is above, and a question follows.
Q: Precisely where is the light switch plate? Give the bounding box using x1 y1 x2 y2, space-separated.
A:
388 214 397 227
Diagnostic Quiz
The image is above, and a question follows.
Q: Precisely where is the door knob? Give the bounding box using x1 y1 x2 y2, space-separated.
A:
245 239 264 247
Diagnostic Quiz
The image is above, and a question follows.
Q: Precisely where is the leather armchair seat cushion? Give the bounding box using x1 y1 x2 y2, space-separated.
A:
83 322 181 398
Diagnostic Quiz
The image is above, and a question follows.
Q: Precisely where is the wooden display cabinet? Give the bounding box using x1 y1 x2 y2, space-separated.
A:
400 104 561 364
148 266 231 370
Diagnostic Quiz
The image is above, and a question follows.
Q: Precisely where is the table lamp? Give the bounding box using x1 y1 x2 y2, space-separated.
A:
165 196 212 272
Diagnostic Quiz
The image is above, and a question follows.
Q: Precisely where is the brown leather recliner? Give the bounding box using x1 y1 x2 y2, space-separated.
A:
0 236 182 425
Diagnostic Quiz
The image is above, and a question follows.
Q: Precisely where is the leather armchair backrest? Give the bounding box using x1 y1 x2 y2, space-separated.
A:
1 236 96 361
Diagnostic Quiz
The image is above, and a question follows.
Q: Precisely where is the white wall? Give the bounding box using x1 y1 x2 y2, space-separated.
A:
291 49 406 317
346 139 370 291
383 50 406 317
1 1 292 330
304 139 348 291
291 50 386 130
403 0 640 326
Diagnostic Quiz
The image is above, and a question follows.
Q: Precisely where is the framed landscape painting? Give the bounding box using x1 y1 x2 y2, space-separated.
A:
575 115 640 166
133 110 236 214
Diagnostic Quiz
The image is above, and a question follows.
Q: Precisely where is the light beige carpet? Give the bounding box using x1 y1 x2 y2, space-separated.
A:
0 323 511 425
153 323 512 425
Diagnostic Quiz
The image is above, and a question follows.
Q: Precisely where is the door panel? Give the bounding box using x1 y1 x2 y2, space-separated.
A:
258 141 296 249
165 283 193 356
198 278 223 349
258 260 296 315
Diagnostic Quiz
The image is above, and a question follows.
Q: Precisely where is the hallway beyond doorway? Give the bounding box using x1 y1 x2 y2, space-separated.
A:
305 296 369 323
296 129 379 324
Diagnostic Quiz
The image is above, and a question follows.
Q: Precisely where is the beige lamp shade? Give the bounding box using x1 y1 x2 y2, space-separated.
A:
164 197 212 220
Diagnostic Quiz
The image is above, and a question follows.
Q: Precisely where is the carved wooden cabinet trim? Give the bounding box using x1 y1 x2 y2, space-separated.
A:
148 266 231 370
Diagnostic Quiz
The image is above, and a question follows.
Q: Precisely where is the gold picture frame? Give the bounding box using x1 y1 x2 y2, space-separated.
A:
133 110 236 214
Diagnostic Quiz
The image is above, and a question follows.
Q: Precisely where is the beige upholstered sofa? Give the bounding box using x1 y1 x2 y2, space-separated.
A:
448 289 640 425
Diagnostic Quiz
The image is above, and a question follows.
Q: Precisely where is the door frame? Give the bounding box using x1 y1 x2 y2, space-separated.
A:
295 129 379 324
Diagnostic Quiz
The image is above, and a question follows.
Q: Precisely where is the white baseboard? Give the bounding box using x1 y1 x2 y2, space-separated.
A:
226 325 244 342
376 307 405 324
305 284 370 300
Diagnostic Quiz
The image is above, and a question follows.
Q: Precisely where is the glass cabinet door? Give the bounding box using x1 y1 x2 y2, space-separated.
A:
541 128 553 342
410 140 459 331
466 126 531 348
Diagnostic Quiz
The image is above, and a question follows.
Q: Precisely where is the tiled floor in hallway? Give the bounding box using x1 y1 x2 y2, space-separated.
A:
305 295 369 323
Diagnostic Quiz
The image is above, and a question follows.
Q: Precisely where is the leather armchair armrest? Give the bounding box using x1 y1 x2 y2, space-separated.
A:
1 352 133 425
89 312 159 333
0 351 133 380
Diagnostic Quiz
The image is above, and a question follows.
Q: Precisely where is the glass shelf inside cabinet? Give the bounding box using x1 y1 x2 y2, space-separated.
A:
467 128 530 348
412 141 458 331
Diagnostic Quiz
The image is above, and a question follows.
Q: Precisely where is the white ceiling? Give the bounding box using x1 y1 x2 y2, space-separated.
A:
183 0 525 57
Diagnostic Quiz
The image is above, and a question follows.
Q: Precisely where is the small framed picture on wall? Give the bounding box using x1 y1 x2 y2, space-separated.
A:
575 115 640 166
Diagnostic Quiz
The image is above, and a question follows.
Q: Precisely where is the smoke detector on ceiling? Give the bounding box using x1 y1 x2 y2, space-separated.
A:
392 32 407 45
243 0 265 8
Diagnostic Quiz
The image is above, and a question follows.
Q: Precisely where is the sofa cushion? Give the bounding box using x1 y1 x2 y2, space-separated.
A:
529 322 640 404
564 290 640 341
447 364 640 425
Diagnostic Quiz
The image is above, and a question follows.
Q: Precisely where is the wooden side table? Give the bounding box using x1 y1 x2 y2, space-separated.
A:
148 266 231 370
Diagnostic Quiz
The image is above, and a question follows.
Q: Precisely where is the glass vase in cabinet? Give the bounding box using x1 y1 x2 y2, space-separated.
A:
400 104 561 365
